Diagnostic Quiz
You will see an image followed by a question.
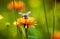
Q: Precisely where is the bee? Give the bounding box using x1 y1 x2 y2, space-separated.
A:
17 11 35 28
18 11 31 19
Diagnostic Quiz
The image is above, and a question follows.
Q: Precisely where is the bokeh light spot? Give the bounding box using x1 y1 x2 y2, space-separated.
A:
0 15 4 20
13 21 18 26
5 22 10 26
29 0 40 8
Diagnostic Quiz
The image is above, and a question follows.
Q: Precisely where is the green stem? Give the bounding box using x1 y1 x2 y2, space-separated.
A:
6 25 10 39
12 0 19 39
53 0 56 39
25 28 28 39
24 24 28 39
17 26 20 39
43 0 50 39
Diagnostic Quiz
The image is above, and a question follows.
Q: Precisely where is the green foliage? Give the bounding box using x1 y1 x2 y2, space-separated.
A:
0 0 60 39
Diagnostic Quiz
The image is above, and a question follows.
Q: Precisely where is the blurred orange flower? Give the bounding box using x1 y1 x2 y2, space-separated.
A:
7 1 25 11
52 32 60 39
17 17 35 26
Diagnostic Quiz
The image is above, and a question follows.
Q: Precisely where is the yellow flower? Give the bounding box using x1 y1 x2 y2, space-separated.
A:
0 15 4 20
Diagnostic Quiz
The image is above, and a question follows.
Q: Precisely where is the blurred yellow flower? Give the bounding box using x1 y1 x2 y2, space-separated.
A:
0 15 4 20
13 21 18 26
5 22 10 25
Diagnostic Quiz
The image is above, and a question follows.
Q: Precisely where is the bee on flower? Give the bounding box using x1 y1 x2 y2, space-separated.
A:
13 11 36 28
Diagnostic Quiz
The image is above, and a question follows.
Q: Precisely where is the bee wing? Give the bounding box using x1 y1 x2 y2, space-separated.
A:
26 11 31 16
18 12 26 16
18 12 23 15
18 11 31 16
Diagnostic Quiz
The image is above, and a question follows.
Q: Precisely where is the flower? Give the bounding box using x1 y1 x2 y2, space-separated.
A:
5 22 10 27
51 32 60 39
13 21 19 26
0 15 4 20
17 17 35 26
7 1 25 11
13 17 35 28
13 17 35 26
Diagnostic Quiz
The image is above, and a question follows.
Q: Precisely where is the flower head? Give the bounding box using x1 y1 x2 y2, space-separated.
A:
52 32 60 39
17 17 35 26
0 15 4 20
7 1 25 11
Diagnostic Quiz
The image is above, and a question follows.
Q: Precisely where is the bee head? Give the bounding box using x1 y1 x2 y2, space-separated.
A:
23 14 28 19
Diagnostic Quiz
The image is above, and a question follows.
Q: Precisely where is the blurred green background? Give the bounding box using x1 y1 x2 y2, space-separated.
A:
0 0 60 39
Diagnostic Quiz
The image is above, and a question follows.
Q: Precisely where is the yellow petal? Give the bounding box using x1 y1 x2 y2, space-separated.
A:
13 21 18 26
0 15 4 20
5 22 10 26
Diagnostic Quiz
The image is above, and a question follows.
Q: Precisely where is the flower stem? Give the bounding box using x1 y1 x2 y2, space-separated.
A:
53 0 56 39
24 24 28 39
6 25 10 39
17 26 23 39
17 26 20 39
43 0 50 39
